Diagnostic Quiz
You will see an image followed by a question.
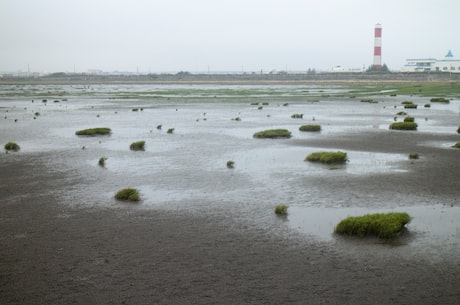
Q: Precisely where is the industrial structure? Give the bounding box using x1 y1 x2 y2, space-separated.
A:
401 50 460 73
373 23 382 68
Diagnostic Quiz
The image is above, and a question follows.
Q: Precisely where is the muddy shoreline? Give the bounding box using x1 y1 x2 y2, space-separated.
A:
1 84 459 304
1 134 459 304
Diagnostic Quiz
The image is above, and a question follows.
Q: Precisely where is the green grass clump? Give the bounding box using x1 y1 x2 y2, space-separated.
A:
424 104 431 108
457 126 460 134
389 122 417 130
75 127 111 136
430 97 449 103
360 98 377 103
408 153 419 159
253 129 292 139
167 128 174 134
291 113 303 119
226 160 235 169
404 103 417 109
334 212 411 239
299 124 321 132
452 142 460 148
4 142 20 151
305 151 347 164
274 205 288 216
130 141 145 151
396 111 407 115
114 188 140 202
403 116 415 122
98 157 107 166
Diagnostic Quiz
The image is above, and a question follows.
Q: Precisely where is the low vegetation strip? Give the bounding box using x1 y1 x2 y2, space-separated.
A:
334 212 411 239
253 129 292 139
305 151 347 164
389 122 417 130
4 142 20 151
75 127 111 136
130 141 145 151
299 124 321 132
114 188 140 202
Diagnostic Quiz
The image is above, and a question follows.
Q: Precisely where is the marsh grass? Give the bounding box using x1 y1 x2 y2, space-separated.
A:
408 153 419 159
360 98 377 103
334 212 411 239
253 129 292 139
457 126 460 134
274 205 288 216
404 116 415 123
396 111 407 115
306 151 347 164
452 142 460 148
130 141 145 151
167 128 174 134
299 124 321 132
4 142 20 151
76 127 111 136
430 97 449 103
98 157 107 166
226 160 235 169
390 122 417 130
114 188 140 202
404 103 417 109
291 113 303 119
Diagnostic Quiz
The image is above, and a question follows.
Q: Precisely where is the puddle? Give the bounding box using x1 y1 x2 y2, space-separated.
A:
287 204 460 250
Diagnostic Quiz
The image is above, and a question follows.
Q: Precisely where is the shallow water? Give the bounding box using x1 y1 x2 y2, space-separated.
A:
1 84 459 259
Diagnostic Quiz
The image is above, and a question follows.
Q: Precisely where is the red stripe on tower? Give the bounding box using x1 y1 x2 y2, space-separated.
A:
373 23 382 67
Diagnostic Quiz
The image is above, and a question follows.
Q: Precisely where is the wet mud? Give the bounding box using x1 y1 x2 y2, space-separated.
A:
1 84 459 304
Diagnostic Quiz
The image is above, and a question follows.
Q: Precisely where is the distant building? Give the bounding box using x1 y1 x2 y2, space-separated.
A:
402 50 460 73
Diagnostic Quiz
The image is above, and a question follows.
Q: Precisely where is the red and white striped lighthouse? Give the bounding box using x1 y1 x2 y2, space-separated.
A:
373 23 382 67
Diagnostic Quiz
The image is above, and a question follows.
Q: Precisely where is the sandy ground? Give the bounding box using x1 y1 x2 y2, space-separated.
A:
1 129 459 304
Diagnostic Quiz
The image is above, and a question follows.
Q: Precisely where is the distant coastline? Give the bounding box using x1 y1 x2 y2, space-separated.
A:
1 71 459 85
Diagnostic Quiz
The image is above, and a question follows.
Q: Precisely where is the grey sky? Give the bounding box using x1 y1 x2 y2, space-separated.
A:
1 0 459 73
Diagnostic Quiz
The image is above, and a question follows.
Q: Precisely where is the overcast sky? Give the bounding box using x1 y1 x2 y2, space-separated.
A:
1 0 459 73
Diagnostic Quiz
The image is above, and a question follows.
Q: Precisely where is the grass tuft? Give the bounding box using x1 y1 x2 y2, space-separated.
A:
403 116 415 122
274 205 288 216
299 124 321 132
334 212 411 239
253 129 292 139
4 142 20 151
98 157 107 166
75 127 111 136
114 188 140 202
291 113 303 119
226 160 235 169
130 141 145 151
305 151 347 164
452 142 460 148
360 98 377 103
430 97 449 103
408 153 419 159
389 122 417 130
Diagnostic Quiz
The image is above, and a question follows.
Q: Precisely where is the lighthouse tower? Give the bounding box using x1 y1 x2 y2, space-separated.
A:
373 23 382 68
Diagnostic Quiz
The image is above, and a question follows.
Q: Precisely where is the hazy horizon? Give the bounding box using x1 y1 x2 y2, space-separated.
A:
1 0 460 74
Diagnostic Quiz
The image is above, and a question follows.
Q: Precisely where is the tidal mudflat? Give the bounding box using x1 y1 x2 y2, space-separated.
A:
1 83 459 304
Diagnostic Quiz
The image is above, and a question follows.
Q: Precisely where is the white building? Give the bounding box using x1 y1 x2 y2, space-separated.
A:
402 50 460 73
